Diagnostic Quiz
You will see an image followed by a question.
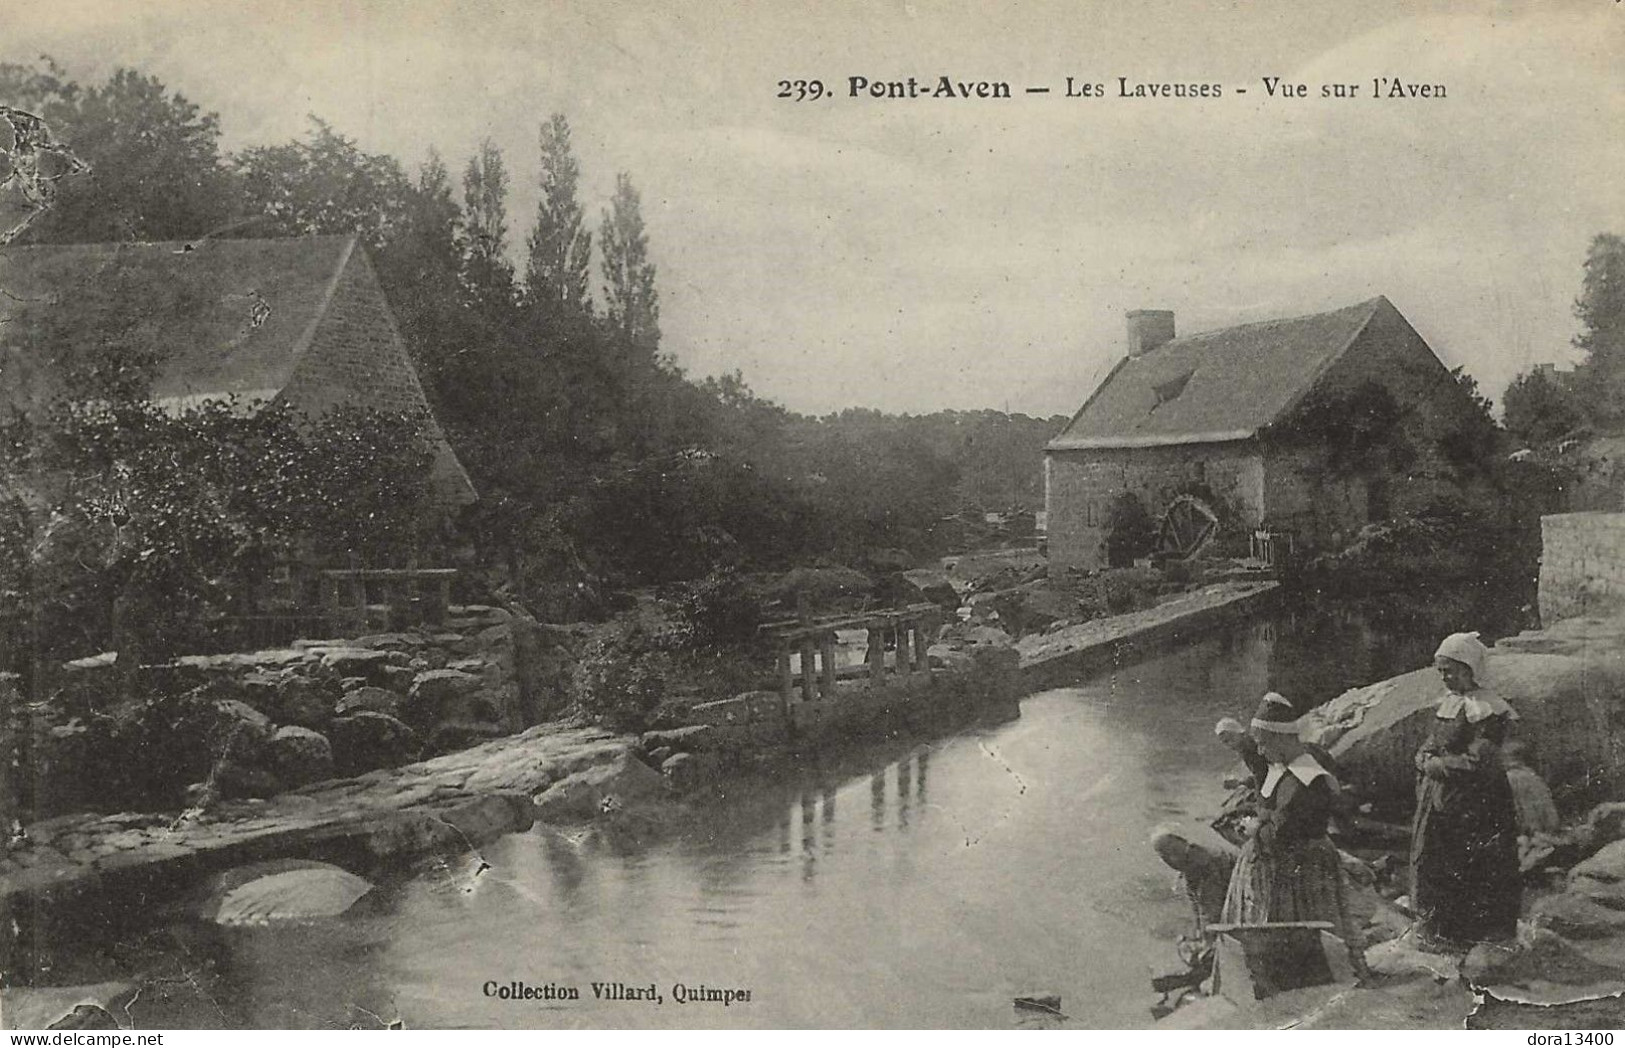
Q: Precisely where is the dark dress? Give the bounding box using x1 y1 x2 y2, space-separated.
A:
1410 705 1521 945
1221 755 1359 936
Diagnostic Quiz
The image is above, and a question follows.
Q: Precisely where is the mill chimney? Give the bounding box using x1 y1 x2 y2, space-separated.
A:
1126 309 1176 356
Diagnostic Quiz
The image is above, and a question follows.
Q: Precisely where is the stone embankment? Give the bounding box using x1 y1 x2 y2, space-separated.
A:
1016 581 1279 683
1 722 632 923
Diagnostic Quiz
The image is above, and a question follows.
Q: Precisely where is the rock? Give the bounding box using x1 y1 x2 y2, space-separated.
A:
642 725 717 753
336 686 405 717
198 859 373 926
1310 651 1625 810
1573 839 1625 883
447 657 486 673
267 726 334 788
926 645 976 673
207 699 274 761
1571 875 1625 911
1365 930 1463 980
425 720 507 756
183 781 219 809
353 633 418 651
214 759 281 800
989 582 1081 638
1508 764 1561 836
407 668 480 720
1533 893 1625 939
1462 925 1625 1006
661 751 716 792
327 712 419 775
272 677 338 730
646 746 673 767
1587 802 1625 847
320 648 406 686
532 753 668 821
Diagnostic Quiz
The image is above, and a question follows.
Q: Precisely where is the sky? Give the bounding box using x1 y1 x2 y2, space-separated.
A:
5 0 1623 417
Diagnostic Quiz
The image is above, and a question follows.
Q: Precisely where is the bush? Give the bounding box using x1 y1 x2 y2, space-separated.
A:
669 568 762 648
570 622 677 734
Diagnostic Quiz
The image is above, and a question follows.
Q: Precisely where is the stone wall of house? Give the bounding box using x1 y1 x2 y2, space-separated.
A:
1539 512 1625 625
1045 443 1265 572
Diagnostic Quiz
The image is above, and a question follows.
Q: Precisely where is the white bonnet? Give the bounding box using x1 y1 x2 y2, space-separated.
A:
1434 631 1489 680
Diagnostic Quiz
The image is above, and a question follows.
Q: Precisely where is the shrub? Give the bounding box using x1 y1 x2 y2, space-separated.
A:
570 621 678 733
669 568 762 648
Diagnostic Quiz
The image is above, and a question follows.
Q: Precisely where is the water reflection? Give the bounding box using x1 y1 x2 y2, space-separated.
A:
54 594 1534 1029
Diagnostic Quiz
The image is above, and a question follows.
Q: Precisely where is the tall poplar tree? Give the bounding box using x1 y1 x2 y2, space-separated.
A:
601 172 660 357
462 138 513 305
523 113 592 318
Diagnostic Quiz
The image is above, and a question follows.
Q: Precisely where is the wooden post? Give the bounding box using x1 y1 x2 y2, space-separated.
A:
913 621 932 673
820 632 838 698
866 627 885 686
425 572 451 626
0 672 20 843
894 624 912 679
799 637 817 703
778 647 795 707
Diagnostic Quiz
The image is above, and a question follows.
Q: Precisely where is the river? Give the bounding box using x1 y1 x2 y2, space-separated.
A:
61 590 1533 1029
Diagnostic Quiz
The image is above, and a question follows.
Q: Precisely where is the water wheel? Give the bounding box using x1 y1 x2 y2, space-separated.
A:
1157 495 1218 560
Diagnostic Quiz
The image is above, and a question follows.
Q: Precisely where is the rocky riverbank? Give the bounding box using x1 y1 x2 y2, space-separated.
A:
1158 613 1625 1030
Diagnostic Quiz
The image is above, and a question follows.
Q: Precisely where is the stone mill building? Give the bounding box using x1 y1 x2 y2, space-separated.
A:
1044 296 1487 572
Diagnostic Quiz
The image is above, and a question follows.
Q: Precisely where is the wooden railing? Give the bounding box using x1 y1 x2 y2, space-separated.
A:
319 568 458 633
761 602 942 708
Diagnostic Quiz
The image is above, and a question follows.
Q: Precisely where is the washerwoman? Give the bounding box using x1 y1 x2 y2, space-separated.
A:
1411 631 1522 948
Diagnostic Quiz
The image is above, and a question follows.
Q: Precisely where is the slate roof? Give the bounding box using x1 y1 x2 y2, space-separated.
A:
0 236 356 413
0 235 475 504
1049 297 1392 450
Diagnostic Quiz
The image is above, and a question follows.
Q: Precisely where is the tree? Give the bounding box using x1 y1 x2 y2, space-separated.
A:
462 138 513 305
1503 369 1586 447
1573 233 1625 426
601 172 660 356
523 113 592 318
0 61 234 243
233 117 413 251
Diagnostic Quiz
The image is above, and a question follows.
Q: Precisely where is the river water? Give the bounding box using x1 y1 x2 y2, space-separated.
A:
71 591 1533 1029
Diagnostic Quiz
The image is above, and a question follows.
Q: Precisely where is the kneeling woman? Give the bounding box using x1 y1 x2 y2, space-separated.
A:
1222 694 1366 967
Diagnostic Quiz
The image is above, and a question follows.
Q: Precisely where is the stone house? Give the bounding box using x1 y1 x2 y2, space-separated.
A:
1045 296 1486 572
0 234 475 506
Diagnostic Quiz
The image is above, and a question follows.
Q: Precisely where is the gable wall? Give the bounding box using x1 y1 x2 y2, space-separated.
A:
1261 303 1481 547
279 250 475 504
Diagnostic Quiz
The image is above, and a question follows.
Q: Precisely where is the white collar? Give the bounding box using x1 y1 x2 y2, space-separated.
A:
1261 753 1331 798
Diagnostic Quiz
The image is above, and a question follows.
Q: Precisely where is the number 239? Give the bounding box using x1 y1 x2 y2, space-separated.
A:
777 80 825 100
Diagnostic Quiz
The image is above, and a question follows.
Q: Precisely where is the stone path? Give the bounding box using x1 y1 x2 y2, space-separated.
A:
1 722 631 913
1015 581 1279 676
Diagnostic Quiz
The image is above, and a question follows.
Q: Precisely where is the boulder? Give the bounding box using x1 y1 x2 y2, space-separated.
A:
661 751 717 792
532 753 668 821
1462 926 1625 1006
407 668 480 717
327 712 419 775
336 686 405 718
902 568 962 611
1573 839 1625 883
1532 893 1625 939
271 677 338 730
1308 651 1625 811
213 759 281 800
205 699 274 762
319 648 406 686
1587 802 1625 847
1570 875 1625 912
425 720 507 756
642 725 717 753
267 726 334 788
